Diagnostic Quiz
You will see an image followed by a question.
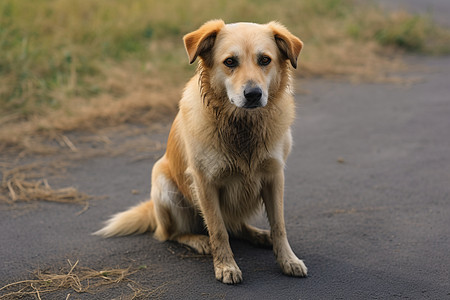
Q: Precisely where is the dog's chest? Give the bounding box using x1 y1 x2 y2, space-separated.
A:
187 127 287 227
217 172 264 224
195 142 278 181
194 144 283 222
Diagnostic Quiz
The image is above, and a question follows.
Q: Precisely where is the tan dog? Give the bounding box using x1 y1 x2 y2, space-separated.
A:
95 20 306 284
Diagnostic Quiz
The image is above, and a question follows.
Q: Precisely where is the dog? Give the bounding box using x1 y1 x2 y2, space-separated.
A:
95 20 306 284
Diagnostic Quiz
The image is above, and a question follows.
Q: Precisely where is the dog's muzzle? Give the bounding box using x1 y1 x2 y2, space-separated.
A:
243 87 263 109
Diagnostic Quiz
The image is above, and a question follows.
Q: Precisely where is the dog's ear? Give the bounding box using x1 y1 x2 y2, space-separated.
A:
183 19 225 64
268 22 303 69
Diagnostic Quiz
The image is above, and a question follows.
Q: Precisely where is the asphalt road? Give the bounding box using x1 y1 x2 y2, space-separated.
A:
1 3 450 300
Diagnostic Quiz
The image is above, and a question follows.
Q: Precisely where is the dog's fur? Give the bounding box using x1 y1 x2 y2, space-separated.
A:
95 20 306 284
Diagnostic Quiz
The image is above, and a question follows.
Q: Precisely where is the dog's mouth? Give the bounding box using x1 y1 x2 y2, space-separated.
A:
243 103 262 109
230 98 265 109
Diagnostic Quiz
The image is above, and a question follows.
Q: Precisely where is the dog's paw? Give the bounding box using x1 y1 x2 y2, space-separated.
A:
186 235 211 255
279 257 308 277
238 225 273 248
175 234 211 255
215 263 243 284
246 228 273 248
192 235 211 255
251 229 273 248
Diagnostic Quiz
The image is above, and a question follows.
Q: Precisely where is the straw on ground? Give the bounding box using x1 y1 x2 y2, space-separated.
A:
0 260 166 299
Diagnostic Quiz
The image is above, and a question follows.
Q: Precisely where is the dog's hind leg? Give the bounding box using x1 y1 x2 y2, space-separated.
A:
152 158 210 253
232 223 272 248
152 200 210 254
153 185 210 254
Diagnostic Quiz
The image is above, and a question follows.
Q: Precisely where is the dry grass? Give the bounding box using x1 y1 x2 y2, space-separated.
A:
0 63 178 154
0 162 91 213
0 260 165 299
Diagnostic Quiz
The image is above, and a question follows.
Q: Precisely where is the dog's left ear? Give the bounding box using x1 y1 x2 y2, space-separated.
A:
268 22 303 69
183 19 225 64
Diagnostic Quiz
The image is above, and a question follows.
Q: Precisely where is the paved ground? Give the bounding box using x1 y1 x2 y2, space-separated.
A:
1 2 450 299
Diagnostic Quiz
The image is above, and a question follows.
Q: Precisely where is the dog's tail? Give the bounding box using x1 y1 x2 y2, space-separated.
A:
93 200 157 237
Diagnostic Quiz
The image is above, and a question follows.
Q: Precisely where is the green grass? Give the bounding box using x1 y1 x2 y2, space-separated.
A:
374 12 450 53
1 0 449 134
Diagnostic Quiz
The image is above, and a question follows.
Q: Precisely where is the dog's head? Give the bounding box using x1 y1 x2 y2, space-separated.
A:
184 20 303 109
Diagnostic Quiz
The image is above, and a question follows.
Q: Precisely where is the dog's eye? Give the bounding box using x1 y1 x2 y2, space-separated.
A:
259 56 271 66
223 57 238 68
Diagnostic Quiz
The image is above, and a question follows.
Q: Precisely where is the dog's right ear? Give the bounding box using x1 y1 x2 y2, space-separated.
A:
183 19 225 64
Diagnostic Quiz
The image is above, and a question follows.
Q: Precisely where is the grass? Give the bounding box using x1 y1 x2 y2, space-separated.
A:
0 162 91 213
0 260 165 299
1 0 450 152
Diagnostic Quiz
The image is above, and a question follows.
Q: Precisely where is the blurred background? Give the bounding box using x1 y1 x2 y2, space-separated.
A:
1 0 449 153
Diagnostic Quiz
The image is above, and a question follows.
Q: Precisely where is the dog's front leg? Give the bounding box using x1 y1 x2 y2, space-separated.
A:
262 171 308 277
193 175 243 284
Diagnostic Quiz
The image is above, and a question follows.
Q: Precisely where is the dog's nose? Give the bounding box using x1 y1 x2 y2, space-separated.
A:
243 87 262 108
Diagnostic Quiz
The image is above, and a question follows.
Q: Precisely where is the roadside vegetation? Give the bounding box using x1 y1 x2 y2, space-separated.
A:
1 0 450 152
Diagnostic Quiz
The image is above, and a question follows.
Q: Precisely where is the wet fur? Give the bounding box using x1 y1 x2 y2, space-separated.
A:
95 20 307 284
